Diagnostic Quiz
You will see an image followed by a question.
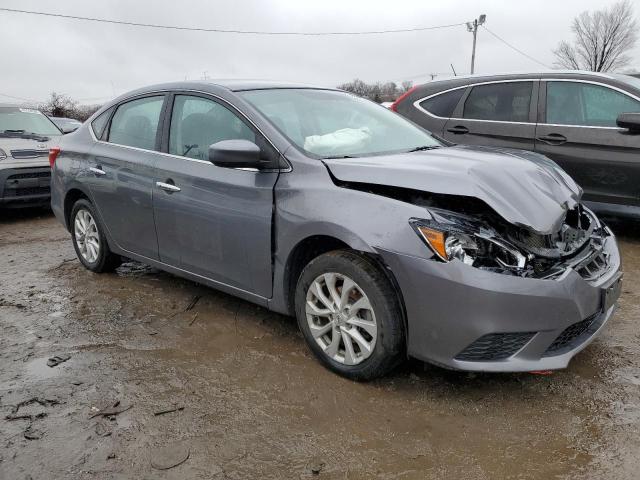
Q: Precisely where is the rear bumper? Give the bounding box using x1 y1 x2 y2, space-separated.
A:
0 166 51 207
377 232 622 372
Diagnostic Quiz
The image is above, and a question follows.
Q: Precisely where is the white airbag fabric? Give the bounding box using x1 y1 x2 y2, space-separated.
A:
304 127 371 156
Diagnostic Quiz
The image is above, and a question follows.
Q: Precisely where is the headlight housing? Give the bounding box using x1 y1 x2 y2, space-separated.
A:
0 148 7 161
411 213 529 273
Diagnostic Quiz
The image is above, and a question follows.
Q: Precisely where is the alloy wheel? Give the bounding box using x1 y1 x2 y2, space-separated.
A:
74 209 101 264
305 272 377 365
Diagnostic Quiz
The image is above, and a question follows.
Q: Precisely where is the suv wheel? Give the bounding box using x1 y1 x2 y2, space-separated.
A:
70 199 121 273
295 250 405 381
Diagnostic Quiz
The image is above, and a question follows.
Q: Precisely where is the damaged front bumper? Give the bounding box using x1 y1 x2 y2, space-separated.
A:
377 231 622 372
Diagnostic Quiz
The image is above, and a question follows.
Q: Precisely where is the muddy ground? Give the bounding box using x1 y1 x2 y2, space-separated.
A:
1 209 639 480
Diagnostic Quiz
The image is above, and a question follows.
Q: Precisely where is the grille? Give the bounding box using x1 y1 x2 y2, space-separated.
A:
576 252 609 282
455 332 536 361
7 171 50 180
5 186 50 197
10 149 49 159
544 313 599 356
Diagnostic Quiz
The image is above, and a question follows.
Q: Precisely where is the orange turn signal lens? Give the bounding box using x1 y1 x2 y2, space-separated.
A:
417 226 448 260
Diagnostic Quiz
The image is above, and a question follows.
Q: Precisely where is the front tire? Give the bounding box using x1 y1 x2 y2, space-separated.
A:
70 199 121 273
295 250 405 381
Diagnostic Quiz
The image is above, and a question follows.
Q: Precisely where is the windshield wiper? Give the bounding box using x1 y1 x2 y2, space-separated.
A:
0 130 50 141
406 145 441 152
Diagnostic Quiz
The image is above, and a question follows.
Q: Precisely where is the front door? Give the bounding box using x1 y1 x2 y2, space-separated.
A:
87 95 167 260
152 93 279 297
535 80 640 206
442 80 537 150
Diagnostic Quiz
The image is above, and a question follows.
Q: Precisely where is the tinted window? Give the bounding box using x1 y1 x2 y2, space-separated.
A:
91 107 113 140
463 82 532 122
169 95 255 160
419 89 465 117
546 81 640 127
108 96 164 150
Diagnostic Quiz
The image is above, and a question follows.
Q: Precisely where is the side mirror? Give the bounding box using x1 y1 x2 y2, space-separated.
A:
616 113 640 133
208 139 262 168
61 125 79 134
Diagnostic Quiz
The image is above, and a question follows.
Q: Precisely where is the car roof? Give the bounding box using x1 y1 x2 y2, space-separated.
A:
123 79 333 96
426 70 620 83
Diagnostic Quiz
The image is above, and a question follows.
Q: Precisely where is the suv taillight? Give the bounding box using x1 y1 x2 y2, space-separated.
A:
49 147 61 168
390 86 418 112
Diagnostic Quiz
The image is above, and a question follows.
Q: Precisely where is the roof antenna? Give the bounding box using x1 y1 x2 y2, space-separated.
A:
450 64 457 76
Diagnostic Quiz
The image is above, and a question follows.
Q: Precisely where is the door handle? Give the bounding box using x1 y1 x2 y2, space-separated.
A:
89 166 106 176
446 125 469 135
156 181 181 193
537 133 567 145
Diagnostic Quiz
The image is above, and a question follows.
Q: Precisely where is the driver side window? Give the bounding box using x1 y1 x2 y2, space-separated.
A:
169 95 255 160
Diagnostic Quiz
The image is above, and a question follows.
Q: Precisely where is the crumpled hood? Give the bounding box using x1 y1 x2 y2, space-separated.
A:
323 145 582 235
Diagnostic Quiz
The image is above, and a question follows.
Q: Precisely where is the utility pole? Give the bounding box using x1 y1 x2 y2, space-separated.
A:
466 14 486 74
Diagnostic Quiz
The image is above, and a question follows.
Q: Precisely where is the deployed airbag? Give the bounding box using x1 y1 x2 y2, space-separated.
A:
304 127 371 156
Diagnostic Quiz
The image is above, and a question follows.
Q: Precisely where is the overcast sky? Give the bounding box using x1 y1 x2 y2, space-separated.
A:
1 0 639 105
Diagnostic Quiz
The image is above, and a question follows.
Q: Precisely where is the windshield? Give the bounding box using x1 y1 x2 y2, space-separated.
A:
615 74 640 93
240 89 442 158
0 107 61 136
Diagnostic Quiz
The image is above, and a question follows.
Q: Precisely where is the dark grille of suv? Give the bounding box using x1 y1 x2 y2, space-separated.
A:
7 171 51 180
4 171 51 198
543 313 600 356
455 332 536 361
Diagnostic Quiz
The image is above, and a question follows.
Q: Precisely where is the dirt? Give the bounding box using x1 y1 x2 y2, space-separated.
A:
1 209 640 480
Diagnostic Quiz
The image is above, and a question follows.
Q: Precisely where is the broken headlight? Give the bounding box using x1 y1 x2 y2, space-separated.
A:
411 215 528 272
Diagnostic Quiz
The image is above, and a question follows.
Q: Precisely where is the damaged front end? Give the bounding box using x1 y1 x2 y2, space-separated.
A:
411 203 613 282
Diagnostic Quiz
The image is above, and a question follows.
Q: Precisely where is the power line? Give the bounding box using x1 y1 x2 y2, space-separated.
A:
0 7 467 36
481 26 550 68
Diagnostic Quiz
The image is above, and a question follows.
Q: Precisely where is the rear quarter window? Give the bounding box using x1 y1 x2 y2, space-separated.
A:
418 88 465 118
90 107 114 140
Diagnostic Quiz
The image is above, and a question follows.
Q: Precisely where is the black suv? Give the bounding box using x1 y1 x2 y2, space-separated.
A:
392 72 640 218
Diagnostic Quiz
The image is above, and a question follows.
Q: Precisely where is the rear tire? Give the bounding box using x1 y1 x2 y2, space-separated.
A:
295 250 405 381
70 199 121 273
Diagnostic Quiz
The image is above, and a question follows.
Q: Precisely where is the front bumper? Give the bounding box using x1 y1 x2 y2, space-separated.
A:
0 166 51 208
377 232 622 372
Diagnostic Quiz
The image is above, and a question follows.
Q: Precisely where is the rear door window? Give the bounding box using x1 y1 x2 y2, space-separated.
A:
108 96 164 150
419 89 465 118
546 81 640 127
463 82 532 122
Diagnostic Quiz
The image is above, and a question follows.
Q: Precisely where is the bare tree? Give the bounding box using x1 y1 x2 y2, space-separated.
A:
40 92 78 118
337 79 405 102
401 81 414 93
553 0 638 72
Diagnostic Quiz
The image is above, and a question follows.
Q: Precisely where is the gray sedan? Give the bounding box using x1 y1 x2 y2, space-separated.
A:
49 81 622 380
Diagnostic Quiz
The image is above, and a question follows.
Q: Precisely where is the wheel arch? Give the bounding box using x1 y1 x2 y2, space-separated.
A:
63 186 92 231
281 233 408 345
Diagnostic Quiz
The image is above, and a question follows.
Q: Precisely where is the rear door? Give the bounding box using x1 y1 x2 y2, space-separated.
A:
442 80 538 150
152 93 279 297
87 95 167 260
535 80 640 206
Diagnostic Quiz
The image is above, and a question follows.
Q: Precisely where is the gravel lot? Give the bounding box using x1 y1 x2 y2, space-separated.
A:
1 209 640 479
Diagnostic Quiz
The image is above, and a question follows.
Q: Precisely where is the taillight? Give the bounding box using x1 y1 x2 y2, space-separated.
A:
49 147 61 168
390 86 418 112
